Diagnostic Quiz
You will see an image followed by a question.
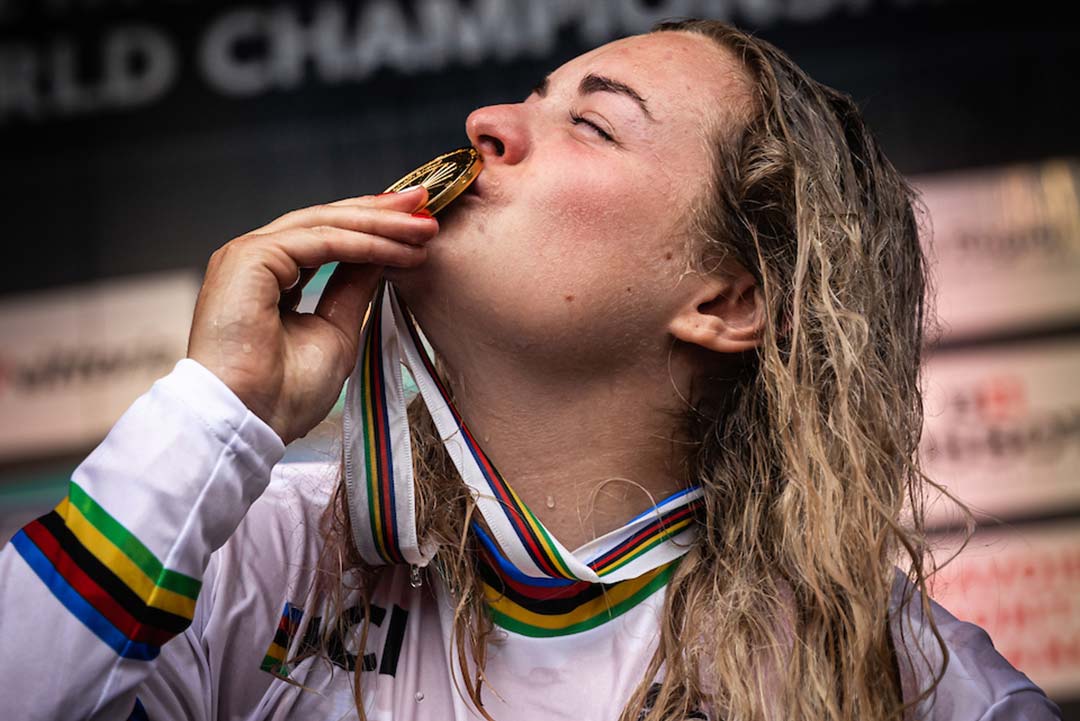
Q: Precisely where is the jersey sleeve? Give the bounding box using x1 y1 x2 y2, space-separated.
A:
975 691 1064 721
890 571 1063 721
140 461 337 721
0 359 286 721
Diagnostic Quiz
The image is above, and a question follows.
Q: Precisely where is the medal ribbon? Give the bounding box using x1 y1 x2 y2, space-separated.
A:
343 282 703 583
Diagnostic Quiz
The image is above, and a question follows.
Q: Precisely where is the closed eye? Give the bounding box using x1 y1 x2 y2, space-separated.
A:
569 111 615 143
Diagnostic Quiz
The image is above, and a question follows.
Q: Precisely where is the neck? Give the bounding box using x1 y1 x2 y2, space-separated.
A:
437 349 691 551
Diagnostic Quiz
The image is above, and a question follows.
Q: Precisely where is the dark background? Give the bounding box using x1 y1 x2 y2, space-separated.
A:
2 0 1078 297
2 0 1077 714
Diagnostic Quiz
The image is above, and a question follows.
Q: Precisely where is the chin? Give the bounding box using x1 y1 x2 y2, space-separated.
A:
383 265 428 299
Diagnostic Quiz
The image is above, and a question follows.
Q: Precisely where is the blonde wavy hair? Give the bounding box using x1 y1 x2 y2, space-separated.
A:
308 18 959 721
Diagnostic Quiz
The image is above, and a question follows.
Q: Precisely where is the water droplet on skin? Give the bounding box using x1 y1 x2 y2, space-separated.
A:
415 692 424 702
545 495 556 509
296 343 324 371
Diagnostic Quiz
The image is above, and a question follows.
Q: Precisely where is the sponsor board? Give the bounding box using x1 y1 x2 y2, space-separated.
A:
915 160 1080 340
930 520 1080 700
0 272 199 460
921 337 1080 523
0 0 917 124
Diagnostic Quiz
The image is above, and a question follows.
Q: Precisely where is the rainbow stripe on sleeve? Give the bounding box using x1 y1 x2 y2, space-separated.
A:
10 481 201 660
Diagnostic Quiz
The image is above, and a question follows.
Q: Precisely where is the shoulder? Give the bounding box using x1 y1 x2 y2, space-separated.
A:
889 570 1062 721
195 460 339 644
150 461 341 716
212 460 339 591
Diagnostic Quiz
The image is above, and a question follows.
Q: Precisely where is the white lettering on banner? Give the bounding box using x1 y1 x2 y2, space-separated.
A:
2 0 898 118
449 0 552 65
200 0 566 95
50 38 91 113
198 9 274 97
932 522 1080 699
352 0 417 78
0 25 176 120
102 25 178 110
270 2 352 89
0 43 38 119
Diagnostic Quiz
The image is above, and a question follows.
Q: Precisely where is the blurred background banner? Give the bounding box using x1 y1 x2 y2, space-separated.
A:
2 0 1078 714
931 521 1080 701
918 162 1080 341
921 335 1080 524
0 272 198 460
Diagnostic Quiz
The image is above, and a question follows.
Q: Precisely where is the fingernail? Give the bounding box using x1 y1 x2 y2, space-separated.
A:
411 209 433 218
398 185 423 193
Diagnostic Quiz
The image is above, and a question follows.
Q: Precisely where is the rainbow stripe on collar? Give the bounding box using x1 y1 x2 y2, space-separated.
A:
343 282 703 587
353 288 404 565
474 525 679 637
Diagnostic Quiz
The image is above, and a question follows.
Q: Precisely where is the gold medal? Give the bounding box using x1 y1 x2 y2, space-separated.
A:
382 147 482 215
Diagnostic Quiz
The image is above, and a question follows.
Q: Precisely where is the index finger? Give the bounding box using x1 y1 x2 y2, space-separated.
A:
253 186 428 235
326 186 427 207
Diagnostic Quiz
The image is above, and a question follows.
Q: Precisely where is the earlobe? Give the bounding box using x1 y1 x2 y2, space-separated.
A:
668 271 764 355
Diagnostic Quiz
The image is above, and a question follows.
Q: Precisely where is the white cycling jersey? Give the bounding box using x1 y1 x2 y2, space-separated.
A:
0 360 1061 720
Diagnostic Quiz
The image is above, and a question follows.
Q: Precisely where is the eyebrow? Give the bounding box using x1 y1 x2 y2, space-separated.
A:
530 73 655 122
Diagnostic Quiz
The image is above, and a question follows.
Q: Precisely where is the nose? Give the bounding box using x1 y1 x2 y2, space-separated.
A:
465 103 529 166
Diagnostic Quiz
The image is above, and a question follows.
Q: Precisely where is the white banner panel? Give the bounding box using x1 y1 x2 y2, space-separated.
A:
915 161 1080 340
0 272 199 460
921 338 1080 523
930 521 1080 700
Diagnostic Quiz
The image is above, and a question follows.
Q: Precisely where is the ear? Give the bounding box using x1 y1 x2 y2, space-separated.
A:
667 265 764 354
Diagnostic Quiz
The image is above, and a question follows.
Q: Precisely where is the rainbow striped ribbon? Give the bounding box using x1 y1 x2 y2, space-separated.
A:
343 282 703 583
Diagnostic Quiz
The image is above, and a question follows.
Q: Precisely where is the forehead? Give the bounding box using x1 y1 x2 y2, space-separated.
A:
554 31 746 129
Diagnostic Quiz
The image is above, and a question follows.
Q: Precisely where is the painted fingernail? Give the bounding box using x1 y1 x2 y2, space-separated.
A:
411 209 434 218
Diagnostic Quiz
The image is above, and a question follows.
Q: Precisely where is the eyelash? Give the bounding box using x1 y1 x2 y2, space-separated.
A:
568 111 614 143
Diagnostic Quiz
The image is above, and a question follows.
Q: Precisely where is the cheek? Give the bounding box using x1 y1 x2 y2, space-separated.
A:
533 170 686 294
543 181 622 242
505 174 689 352
531 167 676 269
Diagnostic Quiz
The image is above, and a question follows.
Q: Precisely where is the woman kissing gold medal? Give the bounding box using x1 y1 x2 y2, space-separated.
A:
383 146 482 215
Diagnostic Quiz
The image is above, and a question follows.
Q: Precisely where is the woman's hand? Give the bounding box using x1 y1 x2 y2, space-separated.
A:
187 186 436 443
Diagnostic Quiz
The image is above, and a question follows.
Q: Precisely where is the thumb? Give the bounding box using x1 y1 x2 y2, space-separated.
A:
376 184 429 212
315 262 384 362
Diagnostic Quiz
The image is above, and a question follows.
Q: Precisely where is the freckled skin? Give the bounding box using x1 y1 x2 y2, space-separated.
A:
376 34 766 546
388 32 746 377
